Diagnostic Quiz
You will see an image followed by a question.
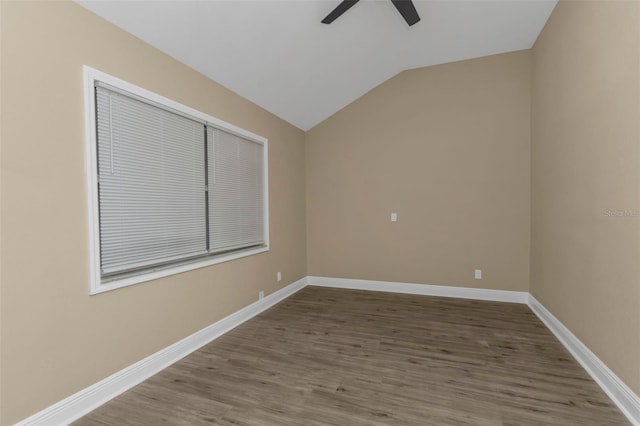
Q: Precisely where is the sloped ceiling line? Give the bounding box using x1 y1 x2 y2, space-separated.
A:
76 0 557 131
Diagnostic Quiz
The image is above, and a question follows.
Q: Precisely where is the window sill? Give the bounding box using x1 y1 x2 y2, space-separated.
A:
90 245 269 295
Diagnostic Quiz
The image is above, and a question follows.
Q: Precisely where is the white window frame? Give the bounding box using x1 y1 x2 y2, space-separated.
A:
83 66 269 295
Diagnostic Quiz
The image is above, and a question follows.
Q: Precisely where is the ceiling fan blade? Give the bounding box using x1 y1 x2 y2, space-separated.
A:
322 0 360 24
390 0 421 26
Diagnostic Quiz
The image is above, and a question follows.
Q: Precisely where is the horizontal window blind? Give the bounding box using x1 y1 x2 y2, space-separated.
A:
96 86 207 276
207 127 265 254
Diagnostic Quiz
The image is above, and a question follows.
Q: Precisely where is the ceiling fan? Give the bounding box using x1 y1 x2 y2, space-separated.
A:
322 0 421 27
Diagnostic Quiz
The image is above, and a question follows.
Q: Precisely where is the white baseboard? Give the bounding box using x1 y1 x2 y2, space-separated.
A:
307 276 528 304
312 277 639 424
528 295 640 425
15 277 307 426
15 276 639 426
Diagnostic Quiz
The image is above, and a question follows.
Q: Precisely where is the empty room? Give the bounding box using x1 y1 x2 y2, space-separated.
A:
1 0 639 424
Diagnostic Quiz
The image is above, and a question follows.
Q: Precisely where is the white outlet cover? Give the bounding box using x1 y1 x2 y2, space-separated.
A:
474 269 482 279
391 213 398 222
277 272 282 281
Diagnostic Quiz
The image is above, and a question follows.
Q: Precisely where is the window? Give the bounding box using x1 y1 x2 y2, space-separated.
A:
84 67 268 294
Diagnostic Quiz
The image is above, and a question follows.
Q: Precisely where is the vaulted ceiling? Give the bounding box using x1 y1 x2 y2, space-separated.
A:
76 0 557 130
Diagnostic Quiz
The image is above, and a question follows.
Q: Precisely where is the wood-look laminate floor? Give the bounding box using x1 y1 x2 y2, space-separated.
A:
75 287 629 425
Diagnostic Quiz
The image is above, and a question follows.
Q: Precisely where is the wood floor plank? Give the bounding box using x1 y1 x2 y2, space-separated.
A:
75 287 629 425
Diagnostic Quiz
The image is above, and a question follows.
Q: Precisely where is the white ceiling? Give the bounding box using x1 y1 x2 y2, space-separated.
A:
76 0 557 131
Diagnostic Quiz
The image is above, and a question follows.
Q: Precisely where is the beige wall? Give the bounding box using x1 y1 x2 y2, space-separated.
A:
531 0 640 395
0 1 306 423
306 51 531 291
3 0 639 423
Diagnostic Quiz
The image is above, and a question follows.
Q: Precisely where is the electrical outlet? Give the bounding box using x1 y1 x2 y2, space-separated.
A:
474 269 482 280
259 290 265 300
277 271 282 282
391 212 398 222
